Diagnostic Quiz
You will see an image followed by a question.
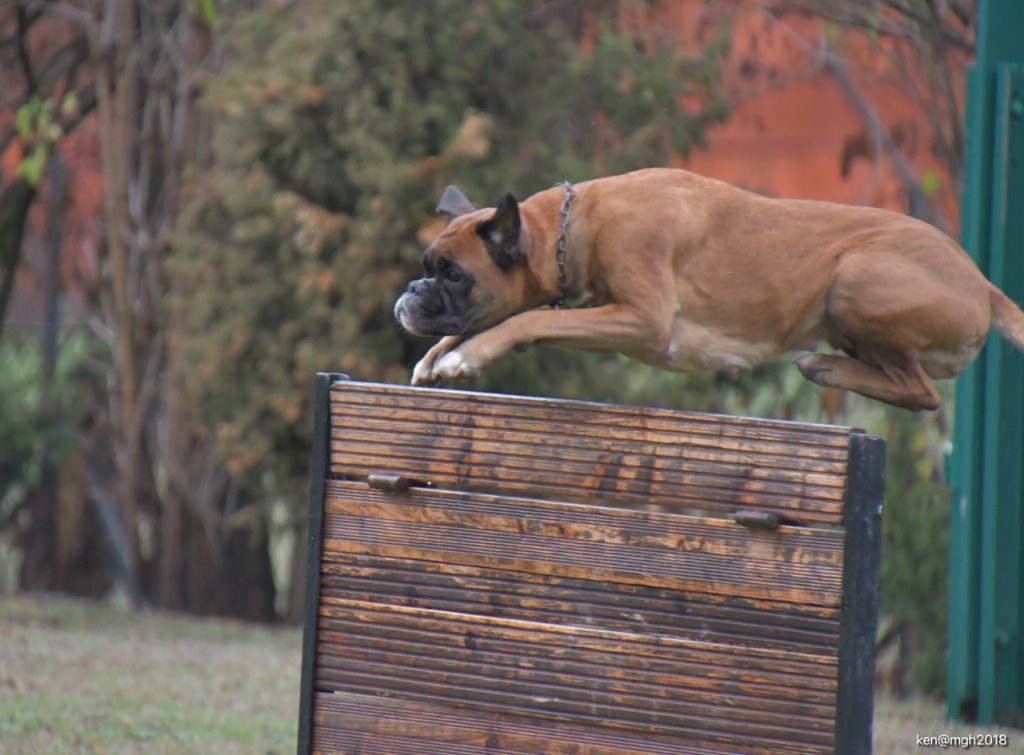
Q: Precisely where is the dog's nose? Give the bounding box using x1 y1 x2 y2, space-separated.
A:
407 279 427 295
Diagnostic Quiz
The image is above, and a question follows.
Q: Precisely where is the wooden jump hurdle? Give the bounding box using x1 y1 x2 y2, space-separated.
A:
298 373 884 754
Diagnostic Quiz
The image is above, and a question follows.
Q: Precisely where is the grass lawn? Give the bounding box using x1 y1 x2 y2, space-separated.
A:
0 594 1019 753
874 696 1020 754
0 595 300 754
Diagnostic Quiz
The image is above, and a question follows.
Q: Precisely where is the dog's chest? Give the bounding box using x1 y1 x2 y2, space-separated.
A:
660 317 779 373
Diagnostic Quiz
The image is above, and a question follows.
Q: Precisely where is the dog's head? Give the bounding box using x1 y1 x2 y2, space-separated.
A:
394 185 534 337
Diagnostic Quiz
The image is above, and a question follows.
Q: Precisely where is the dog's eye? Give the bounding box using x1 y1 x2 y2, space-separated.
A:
445 268 463 283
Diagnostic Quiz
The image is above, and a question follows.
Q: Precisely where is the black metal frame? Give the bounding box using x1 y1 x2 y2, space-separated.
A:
296 372 347 755
835 431 886 755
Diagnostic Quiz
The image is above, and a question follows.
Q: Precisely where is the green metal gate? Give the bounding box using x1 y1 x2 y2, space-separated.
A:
948 0 1024 726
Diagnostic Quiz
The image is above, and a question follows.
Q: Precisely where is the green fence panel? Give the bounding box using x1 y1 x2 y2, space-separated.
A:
949 0 1024 726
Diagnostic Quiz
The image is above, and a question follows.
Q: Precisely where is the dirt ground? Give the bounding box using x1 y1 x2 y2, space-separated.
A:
0 594 1019 754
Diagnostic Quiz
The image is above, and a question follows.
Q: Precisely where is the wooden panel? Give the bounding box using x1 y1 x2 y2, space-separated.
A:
318 553 841 653
305 380 868 754
314 600 836 752
328 381 852 525
312 479 842 752
323 482 844 606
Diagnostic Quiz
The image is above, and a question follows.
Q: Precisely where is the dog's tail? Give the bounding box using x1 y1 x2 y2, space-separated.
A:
991 286 1024 351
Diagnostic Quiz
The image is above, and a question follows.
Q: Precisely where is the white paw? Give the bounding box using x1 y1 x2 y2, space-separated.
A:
432 350 479 381
411 356 436 386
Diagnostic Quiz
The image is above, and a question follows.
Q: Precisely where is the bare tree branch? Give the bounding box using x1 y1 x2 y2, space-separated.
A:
769 0 975 52
0 180 36 336
825 54 951 232
749 1 969 229
15 7 38 94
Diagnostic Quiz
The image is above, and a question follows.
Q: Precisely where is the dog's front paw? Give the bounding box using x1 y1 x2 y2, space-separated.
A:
432 349 480 382
411 336 463 386
412 357 440 386
794 354 833 386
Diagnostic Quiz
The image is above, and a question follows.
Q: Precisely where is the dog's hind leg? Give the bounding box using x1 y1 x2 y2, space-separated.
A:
794 352 941 411
799 242 991 410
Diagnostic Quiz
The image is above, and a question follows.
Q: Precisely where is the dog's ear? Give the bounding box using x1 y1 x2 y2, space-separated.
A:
477 193 522 270
436 185 477 220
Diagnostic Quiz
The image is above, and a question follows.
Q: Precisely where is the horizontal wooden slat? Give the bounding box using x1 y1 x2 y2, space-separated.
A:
330 382 850 445
333 420 849 481
328 382 852 525
314 658 833 735
319 599 837 675
318 552 841 651
315 629 837 709
329 430 845 505
314 599 836 751
313 692 742 754
315 608 838 692
324 480 842 558
322 482 844 606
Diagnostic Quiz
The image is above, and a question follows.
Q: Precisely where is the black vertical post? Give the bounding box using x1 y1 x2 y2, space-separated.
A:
835 432 886 755
296 372 347 755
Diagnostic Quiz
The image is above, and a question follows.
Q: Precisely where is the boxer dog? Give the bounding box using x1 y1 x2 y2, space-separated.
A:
393 168 1024 410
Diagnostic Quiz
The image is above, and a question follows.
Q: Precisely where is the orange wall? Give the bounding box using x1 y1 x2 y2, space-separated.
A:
663 1 964 233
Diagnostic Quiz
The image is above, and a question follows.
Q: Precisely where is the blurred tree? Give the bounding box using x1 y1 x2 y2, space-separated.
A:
0 335 99 584
1 0 278 620
0 5 94 335
175 0 730 618
84 0 276 618
0 3 103 601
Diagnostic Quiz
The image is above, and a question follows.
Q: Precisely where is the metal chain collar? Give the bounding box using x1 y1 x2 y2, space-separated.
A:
552 180 575 309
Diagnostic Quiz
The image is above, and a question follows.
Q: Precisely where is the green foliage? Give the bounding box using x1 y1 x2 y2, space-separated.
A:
0 334 99 525
196 0 217 27
15 96 64 187
877 408 952 696
920 168 943 197
175 0 731 494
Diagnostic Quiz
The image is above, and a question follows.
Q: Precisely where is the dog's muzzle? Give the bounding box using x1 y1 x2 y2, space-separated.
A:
395 277 480 337
394 279 435 336
394 292 420 336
